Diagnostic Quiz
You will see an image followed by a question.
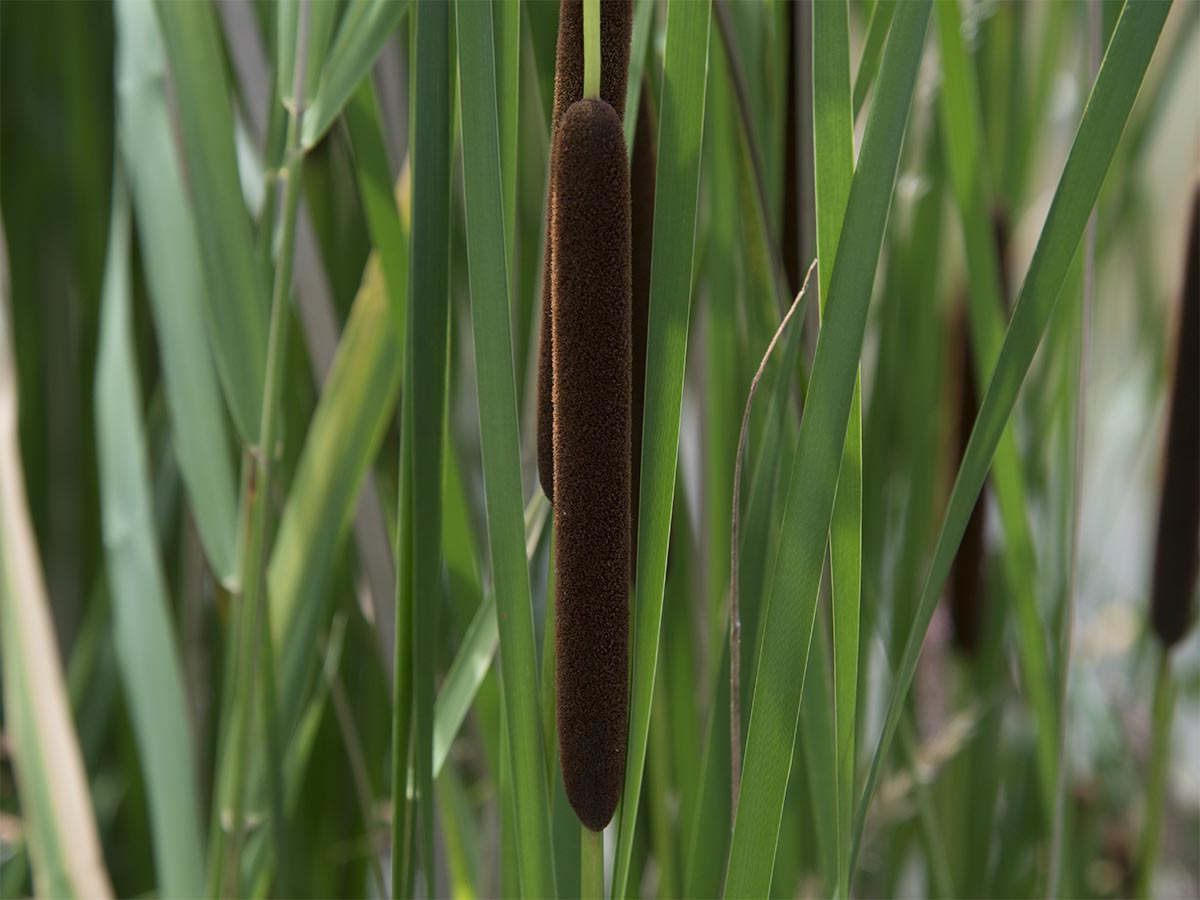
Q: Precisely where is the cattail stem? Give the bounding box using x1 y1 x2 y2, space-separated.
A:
581 824 605 899
583 0 600 99
1136 652 1176 899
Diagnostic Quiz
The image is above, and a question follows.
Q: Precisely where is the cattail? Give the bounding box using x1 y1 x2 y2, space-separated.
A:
552 97 632 832
1150 186 1199 650
948 209 1011 656
949 303 987 655
537 0 633 502
629 82 656 578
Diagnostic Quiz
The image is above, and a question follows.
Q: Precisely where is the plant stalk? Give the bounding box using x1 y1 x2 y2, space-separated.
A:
214 1 311 894
1137 652 1176 899
581 825 604 900
583 0 600 99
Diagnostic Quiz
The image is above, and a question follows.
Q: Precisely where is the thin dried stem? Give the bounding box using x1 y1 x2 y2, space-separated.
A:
730 258 817 823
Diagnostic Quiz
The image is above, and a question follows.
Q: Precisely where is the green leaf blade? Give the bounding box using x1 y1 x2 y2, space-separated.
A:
812 1 858 894
724 2 932 894
612 2 712 896
95 173 206 900
406 1 454 890
853 0 1173 873
116 0 238 584
153 0 269 443
454 2 557 895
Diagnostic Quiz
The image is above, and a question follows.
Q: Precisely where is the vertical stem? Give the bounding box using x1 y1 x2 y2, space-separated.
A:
581 825 605 900
216 1 311 894
1048 4 1099 894
1137 653 1176 899
583 0 600 99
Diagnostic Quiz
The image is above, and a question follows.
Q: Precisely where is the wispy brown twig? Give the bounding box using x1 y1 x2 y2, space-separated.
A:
730 258 817 823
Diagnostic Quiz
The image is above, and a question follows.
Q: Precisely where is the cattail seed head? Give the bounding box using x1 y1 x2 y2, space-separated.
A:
537 0 633 503
552 97 632 832
1150 186 1199 650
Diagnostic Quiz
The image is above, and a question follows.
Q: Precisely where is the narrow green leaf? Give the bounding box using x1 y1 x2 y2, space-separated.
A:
612 2 712 896
853 0 1172 873
623 0 657 148
406 2 453 888
454 2 557 895
494 0 519 271
851 0 894 120
268 250 403 734
434 493 548 779
935 0 1058 817
393 361 419 898
302 0 411 148
811 2 858 894
269 85 409 736
724 3 931 894
95 171 206 900
0 233 114 900
154 0 269 443
115 0 238 584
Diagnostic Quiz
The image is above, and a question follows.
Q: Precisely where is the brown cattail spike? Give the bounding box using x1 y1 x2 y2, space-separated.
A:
948 209 1011 655
629 81 656 581
1150 186 1200 650
949 303 987 655
552 97 632 832
537 0 633 502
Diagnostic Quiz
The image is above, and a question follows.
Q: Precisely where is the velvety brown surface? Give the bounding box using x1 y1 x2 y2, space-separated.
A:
537 0 633 503
950 304 986 655
1151 186 1199 649
629 81 656 582
552 98 632 832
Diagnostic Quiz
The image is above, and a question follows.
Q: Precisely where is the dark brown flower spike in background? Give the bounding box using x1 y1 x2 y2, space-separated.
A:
1150 185 1199 650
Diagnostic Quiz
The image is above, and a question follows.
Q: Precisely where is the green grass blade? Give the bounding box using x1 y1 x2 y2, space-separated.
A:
393 367 419 898
851 0 894 120
95 171 206 900
436 591 497 769
812 2 857 894
852 0 1173 874
454 2 557 895
723 3 931 894
494 0 519 271
935 0 1058 815
0 232 113 900
345 79 410 332
302 0 411 148
434 493 548 779
268 251 403 734
153 0 269 443
115 0 238 585
623 0 656 147
269 86 408 736
406 2 453 888
612 2 712 895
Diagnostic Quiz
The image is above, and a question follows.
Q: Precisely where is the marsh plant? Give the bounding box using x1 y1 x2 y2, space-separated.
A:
0 0 1197 898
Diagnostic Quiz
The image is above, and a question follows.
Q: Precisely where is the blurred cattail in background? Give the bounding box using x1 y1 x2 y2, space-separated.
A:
1149 185 1199 651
